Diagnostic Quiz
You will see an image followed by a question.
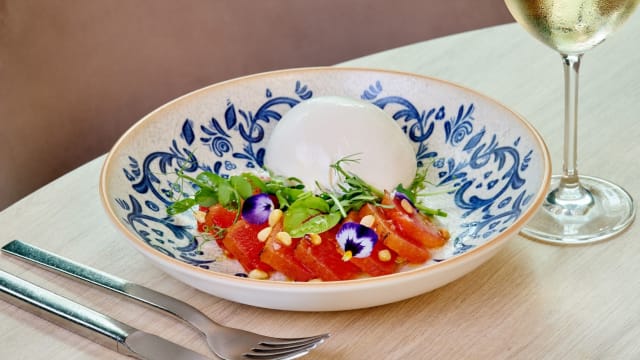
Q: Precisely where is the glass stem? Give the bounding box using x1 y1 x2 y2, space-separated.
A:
544 53 594 216
561 53 582 187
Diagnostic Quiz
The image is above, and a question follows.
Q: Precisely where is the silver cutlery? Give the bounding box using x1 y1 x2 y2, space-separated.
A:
0 269 209 360
2 240 329 360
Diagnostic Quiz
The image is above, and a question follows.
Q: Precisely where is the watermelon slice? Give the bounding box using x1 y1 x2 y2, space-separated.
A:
260 221 316 281
358 203 430 264
294 229 361 281
222 219 272 273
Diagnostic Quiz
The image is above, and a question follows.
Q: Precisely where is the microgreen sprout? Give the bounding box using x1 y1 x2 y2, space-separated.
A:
395 165 449 218
167 155 448 240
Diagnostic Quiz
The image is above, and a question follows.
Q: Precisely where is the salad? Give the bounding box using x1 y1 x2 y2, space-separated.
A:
168 157 449 281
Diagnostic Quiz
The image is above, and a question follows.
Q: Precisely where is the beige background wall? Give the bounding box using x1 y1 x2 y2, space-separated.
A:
0 0 513 210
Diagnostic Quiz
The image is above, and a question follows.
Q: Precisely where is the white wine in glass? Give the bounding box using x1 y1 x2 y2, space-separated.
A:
504 0 639 244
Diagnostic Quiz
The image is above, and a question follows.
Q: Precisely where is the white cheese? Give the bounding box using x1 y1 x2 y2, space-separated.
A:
264 96 417 193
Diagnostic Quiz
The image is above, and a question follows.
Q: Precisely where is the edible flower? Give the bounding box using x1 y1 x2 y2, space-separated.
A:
336 222 378 261
242 193 274 224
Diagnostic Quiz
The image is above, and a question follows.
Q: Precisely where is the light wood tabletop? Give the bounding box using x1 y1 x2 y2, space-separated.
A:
1 14 640 359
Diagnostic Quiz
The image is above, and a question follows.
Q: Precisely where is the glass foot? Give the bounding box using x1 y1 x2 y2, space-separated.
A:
521 175 636 244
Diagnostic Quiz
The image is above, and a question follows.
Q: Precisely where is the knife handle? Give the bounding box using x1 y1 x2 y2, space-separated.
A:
0 269 134 353
2 240 217 334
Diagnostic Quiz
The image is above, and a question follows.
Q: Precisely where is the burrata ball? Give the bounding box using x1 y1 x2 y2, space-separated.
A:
264 96 417 192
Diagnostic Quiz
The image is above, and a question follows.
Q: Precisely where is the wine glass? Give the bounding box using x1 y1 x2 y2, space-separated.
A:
504 0 639 244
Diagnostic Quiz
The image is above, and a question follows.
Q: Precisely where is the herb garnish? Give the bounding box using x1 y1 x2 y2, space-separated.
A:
167 156 447 237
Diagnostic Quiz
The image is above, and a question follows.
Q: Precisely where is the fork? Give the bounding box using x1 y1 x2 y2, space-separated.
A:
1 240 329 360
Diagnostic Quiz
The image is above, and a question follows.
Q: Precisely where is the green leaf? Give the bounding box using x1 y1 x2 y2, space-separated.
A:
284 195 333 234
274 190 289 209
195 188 218 207
230 175 253 199
283 187 305 200
166 198 196 215
242 172 267 193
284 206 321 232
196 172 224 188
289 195 330 213
288 212 342 237
272 187 305 210
217 183 236 206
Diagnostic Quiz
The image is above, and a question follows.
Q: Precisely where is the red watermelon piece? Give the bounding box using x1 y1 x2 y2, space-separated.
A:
358 203 430 264
294 229 361 281
381 192 447 249
260 222 315 282
342 210 397 277
222 219 272 273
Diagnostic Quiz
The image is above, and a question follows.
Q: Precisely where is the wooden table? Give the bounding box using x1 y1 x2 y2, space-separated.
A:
2 15 640 359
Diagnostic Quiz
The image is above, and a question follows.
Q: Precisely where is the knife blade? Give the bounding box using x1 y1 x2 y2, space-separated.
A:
0 269 210 360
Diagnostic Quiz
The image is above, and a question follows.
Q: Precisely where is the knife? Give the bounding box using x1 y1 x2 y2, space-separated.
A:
0 269 210 360
2 240 218 336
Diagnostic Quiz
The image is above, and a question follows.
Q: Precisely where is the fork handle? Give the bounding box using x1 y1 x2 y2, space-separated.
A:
2 240 219 334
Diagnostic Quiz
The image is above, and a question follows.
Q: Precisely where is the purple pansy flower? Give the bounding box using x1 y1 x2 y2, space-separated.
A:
336 222 378 261
241 193 274 224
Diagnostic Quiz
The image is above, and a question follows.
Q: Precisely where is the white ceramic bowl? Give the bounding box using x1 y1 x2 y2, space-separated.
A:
100 67 550 311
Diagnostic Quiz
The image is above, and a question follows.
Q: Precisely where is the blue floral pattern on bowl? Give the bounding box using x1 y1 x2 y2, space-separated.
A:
102 67 548 281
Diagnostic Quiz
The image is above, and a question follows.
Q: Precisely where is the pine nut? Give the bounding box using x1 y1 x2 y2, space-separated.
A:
257 226 272 242
308 233 322 246
378 249 392 262
194 210 206 223
360 214 375 228
268 209 283 226
400 199 414 214
248 269 269 280
276 231 292 246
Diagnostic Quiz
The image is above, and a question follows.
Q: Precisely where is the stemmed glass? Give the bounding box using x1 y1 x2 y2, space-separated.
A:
504 0 639 244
